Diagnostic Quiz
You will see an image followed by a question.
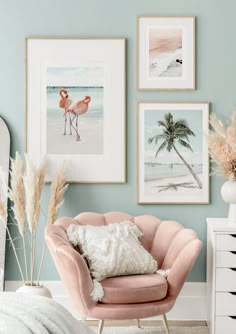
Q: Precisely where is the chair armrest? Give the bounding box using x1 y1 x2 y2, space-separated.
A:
45 223 96 315
167 239 202 298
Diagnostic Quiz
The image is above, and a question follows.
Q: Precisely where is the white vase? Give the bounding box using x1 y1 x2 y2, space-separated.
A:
221 180 236 224
16 284 52 298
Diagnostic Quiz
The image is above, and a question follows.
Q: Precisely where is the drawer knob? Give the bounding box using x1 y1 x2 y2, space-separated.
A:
230 268 236 271
230 251 236 254
229 292 236 295
229 316 236 319
230 234 236 238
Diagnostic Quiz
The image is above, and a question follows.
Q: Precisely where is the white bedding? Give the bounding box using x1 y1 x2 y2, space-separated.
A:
0 292 93 334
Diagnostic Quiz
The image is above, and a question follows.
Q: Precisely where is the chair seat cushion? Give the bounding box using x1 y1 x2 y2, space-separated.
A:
101 273 167 304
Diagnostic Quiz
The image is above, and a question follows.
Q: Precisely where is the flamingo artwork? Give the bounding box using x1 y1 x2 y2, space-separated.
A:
59 89 91 141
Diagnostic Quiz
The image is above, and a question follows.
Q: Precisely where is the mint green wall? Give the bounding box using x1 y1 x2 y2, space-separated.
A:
0 0 231 281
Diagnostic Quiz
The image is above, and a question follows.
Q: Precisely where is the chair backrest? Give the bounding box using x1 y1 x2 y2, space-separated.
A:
54 211 198 268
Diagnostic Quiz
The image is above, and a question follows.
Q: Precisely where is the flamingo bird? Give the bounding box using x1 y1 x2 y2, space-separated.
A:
59 90 91 141
59 89 73 135
64 95 91 141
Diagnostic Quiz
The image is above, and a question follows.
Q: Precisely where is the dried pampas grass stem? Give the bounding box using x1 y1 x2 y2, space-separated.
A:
47 168 68 225
208 112 236 179
37 167 68 284
1 153 68 286
9 153 29 281
9 153 25 236
24 156 38 232
31 160 46 285
24 156 46 285
210 113 225 138
5 224 25 283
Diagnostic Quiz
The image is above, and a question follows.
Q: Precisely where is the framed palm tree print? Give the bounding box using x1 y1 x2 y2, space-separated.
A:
137 102 209 204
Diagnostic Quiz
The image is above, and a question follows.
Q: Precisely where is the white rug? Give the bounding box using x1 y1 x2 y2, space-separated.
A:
91 327 209 334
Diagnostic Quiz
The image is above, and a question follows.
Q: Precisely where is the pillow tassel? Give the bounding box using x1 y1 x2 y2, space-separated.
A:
156 269 170 279
90 280 104 302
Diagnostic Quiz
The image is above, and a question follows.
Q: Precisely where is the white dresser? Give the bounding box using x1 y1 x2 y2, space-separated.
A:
207 218 236 334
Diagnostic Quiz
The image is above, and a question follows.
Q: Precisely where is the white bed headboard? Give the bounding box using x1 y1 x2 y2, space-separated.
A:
0 117 10 291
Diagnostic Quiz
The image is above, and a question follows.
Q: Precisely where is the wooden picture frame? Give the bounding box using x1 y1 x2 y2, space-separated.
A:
137 16 195 90
26 37 126 183
137 102 209 204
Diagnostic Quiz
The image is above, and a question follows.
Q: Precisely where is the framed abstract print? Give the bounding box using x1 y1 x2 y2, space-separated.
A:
137 102 209 204
26 38 126 183
137 16 195 90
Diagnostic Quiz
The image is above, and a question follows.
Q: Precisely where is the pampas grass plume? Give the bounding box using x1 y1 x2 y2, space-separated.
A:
36 159 46 221
24 155 39 232
1 154 67 284
210 113 225 138
9 152 25 235
47 168 68 224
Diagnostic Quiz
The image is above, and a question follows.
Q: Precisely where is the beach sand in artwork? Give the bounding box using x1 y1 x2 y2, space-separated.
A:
145 173 203 196
47 113 103 155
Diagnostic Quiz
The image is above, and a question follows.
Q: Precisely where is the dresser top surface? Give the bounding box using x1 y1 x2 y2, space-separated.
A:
207 217 236 232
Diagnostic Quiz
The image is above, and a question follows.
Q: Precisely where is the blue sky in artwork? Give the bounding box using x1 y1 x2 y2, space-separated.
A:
47 67 104 87
145 109 203 164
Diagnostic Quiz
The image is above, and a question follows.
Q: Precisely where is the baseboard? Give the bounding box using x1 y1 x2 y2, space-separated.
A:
5 281 206 321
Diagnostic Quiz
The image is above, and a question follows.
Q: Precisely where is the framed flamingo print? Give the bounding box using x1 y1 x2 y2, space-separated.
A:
137 16 195 90
26 38 126 183
137 102 209 204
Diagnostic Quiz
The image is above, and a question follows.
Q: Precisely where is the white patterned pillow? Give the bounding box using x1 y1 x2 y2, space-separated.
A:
67 221 158 301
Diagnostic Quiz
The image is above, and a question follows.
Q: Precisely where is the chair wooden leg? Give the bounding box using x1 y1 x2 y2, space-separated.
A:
137 319 141 328
81 316 86 323
162 314 170 334
97 320 104 334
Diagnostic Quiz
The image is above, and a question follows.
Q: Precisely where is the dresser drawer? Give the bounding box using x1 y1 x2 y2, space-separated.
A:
216 268 236 291
216 292 236 315
216 234 236 250
216 316 236 334
216 251 236 267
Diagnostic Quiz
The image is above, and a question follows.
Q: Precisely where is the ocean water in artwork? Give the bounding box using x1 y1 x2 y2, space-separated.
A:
145 162 202 181
144 109 203 195
149 48 182 77
46 67 104 155
149 28 183 78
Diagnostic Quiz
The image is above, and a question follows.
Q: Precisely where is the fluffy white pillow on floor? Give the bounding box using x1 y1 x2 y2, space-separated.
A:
67 221 158 301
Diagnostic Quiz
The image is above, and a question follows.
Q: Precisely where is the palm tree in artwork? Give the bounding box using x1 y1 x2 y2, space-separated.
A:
148 112 202 189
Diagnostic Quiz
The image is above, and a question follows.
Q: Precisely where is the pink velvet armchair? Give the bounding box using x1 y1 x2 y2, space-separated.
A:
45 212 202 334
